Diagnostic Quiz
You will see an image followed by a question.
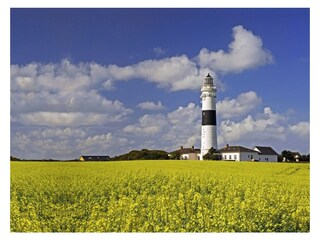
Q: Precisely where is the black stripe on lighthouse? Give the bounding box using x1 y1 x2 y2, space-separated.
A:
202 110 216 125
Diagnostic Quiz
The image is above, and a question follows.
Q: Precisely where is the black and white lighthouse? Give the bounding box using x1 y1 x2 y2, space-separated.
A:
200 73 217 160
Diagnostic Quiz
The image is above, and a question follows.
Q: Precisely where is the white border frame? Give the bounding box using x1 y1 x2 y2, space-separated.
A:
1 1 319 240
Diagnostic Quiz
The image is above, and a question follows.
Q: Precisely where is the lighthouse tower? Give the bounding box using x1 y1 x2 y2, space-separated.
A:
200 73 217 160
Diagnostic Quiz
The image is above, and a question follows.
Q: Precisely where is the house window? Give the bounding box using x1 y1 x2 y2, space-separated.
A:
229 155 232 160
224 155 227 160
248 155 250 158
234 155 237 160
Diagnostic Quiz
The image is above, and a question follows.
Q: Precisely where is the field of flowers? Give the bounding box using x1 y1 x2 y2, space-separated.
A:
10 160 309 232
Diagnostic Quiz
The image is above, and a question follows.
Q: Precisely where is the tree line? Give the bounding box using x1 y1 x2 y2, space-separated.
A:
10 148 310 162
279 150 310 162
111 149 170 161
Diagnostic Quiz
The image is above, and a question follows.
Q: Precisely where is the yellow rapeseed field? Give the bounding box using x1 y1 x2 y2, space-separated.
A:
10 160 309 232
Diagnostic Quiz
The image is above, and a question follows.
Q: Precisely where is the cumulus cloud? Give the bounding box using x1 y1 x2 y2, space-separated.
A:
122 101 308 154
11 61 133 127
11 60 94 92
11 99 310 159
164 103 201 150
104 55 204 91
100 25 272 90
289 122 310 137
153 47 167 56
82 133 113 146
197 25 273 73
11 25 272 95
123 114 168 136
35 128 87 139
10 25 279 159
11 131 79 159
167 103 200 125
137 101 165 110
122 103 201 151
12 89 129 114
123 125 162 136
217 91 262 119
218 108 287 145
11 128 130 159
14 112 129 127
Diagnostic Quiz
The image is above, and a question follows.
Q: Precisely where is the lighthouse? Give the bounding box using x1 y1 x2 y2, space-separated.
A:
200 73 217 160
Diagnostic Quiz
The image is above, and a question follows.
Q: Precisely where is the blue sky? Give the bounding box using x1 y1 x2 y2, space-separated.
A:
10 8 310 159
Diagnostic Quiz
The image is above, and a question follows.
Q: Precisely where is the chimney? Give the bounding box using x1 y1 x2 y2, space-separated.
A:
226 144 229 147
180 146 183 150
191 145 194 150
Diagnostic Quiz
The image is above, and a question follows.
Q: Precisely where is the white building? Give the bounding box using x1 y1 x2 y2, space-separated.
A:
219 145 278 162
170 146 201 160
253 146 278 162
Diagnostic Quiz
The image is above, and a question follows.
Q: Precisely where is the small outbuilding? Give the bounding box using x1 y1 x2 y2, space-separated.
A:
79 155 110 161
170 146 201 160
253 146 278 162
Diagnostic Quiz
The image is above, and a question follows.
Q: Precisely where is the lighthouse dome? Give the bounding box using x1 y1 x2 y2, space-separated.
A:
204 73 213 86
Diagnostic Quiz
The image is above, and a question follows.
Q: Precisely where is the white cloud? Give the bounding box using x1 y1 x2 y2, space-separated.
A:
11 85 132 127
11 60 93 93
153 47 167 56
289 122 310 137
123 114 167 136
123 125 162 136
11 98 310 159
11 128 130 159
11 90 130 114
82 133 113 146
11 131 78 159
123 103 201 151
78 132 128 156
217 91 262 119
167 103 200 125
218 109 287 146
36 128 87 139
99 25 272 90
11 62 133 127
14 112 129 127
137 101 165 110
258 107 287 124
197 25 273 73
164 103 201 150
10 25 280 159
11 25 271 95
105 55 203 91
